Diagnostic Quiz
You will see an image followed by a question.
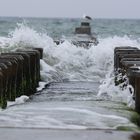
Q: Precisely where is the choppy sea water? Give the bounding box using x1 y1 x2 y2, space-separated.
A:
0 17 140 130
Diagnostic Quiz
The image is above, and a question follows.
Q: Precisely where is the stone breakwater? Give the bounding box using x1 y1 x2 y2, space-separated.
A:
0 48 43 109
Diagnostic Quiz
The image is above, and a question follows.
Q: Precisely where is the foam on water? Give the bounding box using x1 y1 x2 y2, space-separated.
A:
0 24 140 129
7 96 29 107
1 24 140 106
0 102 137 130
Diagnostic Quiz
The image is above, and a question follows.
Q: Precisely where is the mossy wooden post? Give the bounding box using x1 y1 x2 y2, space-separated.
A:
0 59 14 100
0 49 42 108
127 68 140 113
0 70 5 109
0 71 7 109
26 50 40 87
0 65 8 109
16 50 40 93
25 51 36 94
11 55 24 97
135 76 140 113
14 52 31 96
2 53 31 96
17 51 37 94
0 71 3 95
0 56 19 100
24 50 40 86
1 54 24 98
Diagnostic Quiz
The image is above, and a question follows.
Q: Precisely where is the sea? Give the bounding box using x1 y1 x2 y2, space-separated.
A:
0 17 140 130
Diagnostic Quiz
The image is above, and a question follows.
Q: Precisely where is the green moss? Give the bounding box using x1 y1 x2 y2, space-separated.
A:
130 112 140 126
10 88 16 101
23 79 27 90
26 78 32 94
16 82 23 97
0 95 7 109
116 126 139 131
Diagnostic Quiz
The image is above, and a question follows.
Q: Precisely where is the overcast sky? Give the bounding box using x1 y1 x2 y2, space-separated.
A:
0 0 140 19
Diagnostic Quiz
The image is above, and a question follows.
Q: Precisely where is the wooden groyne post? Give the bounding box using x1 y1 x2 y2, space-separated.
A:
114 46 140 113
0 48 43 109
127 67 140 113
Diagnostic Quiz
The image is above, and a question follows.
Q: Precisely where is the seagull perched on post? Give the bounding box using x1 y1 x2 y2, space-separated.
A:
83 14 92 20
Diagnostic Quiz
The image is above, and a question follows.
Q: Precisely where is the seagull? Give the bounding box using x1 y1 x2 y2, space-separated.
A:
83 14 92 20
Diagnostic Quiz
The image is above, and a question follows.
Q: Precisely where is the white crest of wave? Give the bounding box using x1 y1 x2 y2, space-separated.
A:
8 23 55 50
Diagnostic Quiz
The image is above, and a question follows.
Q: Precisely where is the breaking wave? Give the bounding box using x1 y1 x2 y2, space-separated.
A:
0 23 140 108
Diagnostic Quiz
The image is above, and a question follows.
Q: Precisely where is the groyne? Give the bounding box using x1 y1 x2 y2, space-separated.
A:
0 48 43 109
114 46 140 113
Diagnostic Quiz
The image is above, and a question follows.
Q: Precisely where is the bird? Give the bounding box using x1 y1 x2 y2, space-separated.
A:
83 14 92 20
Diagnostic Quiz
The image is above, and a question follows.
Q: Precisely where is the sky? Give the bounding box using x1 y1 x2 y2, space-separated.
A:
0 0 140 19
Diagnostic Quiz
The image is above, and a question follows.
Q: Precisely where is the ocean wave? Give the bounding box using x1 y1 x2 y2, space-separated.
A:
0 24 140 108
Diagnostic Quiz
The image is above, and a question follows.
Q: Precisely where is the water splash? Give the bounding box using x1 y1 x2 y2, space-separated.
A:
1 24 140 88
0 24 140 129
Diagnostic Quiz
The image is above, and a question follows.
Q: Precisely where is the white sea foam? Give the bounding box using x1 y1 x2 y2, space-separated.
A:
7 95 29 107
0 24 140 129
0 103 137 129
36 81 47 92
97 70 135 109
1 24 140 102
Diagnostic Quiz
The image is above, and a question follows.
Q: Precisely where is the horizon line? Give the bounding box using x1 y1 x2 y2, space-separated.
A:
0 15 140 20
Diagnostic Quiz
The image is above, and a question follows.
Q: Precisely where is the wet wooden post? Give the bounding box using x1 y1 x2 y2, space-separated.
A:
0 64 8 109
1 54 25 98
121 60 140 96
0 59 15 101
0 70 5 108
16 49 41 88
0 47 43 109
114 47 136 70
127 67 140 113
114 48 139 70
16 48 43 95
1 53 31 96
33 48 43 59
0 71 3 94
28 50 41 85
0 70 8 109
114 46 140 113
114 47 139 85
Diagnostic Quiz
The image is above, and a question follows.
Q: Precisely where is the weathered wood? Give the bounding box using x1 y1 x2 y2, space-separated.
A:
33 48 43 59
0 47 43 109
0 64 8 108
114 49 140 70
0 70 6 109
1 54 24 97
16 49 41 88
127 68 140 113
0 59 16 101
114 46 140 113
1 53 31 96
